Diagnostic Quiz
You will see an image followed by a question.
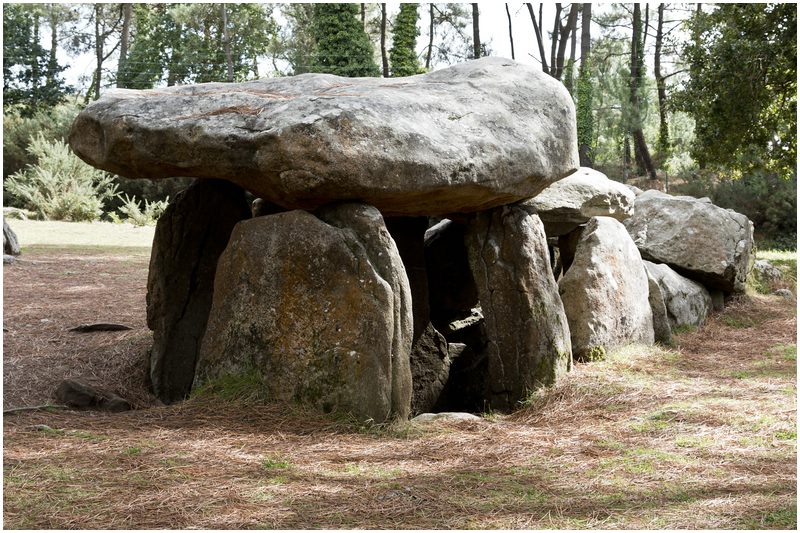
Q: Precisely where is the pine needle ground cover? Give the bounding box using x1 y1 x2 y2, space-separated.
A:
3 228 796 529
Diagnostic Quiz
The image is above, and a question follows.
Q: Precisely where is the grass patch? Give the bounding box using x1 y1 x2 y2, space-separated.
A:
672 324 698 335
261 456 291 470
721 315 756 329
191 370 267 403
767 343 797 361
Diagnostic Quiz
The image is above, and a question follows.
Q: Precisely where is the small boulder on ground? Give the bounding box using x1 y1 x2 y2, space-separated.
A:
643 261 713 328
559 216 654 361
3 219 21 256
54 379 131 412
624 190 754 293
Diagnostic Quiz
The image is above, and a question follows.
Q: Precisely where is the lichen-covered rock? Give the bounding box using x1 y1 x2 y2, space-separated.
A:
147 180 251 404
3 219 20 256
645 267 673 345
194 204 412 422
624 190 754 293
559 217 654 361
409 323 451 415
643 261 712 328
465 205 572 410
521 167 634 237
69 58 578 217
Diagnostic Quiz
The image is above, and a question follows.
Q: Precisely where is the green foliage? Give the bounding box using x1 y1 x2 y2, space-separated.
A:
677 4 796 177
389 4 421 77
576 59 594 165
119 4 278 88
2 4 70 114
4 135 119 222
3 100 81 178
310 4 380 77
108 194 169 227
273 3 316 75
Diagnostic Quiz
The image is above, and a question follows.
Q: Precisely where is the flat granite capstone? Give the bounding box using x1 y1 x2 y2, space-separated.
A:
69 57 579 216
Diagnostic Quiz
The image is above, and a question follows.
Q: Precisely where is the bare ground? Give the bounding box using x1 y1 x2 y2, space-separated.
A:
3 245 797 529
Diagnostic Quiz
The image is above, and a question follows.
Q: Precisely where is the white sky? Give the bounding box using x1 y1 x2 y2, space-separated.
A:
49 1 640 93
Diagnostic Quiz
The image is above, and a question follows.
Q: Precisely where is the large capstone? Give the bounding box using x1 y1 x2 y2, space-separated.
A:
465 205 572 410
624 190 754 293
643 261 713 329
559 217 654 361
194 203 412 422
68 58 578 217
521 167 635 237
146 179 251 404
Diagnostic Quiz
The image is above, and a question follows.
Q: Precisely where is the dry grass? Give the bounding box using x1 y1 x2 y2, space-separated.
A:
3 245 797 529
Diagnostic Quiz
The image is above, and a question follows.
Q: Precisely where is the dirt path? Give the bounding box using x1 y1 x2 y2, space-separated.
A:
3 247 796 529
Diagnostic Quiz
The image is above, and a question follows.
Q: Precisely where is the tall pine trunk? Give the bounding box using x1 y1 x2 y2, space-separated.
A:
117 3 132 87
505 3 515 60
472 3 481 58
380 3 389 77
654 3 668 160
577 3 593 167
425 4 434 70
526 3 549 74
221 5 234 82
629 3 656 180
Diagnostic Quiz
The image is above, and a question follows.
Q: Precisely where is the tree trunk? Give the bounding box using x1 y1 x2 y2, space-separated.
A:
630 3 657 179
654 3 668 158
472 3 481 58
380 3 389 77
505 3 515 60
425 3 434 70
580 3 591 67
167 23 183 86
549 4 561 74
221 5 234 82
47 10 58 89
642 4 649 50
553 4 579 80
94 4 102 101
361 3 366 29
526 3 549 74
117 3 132 87
577 3 593 167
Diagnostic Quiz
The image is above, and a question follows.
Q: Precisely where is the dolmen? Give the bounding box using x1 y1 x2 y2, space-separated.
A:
69 57 755 422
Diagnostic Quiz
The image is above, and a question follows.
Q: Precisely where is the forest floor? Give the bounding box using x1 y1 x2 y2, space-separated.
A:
3 231 797 529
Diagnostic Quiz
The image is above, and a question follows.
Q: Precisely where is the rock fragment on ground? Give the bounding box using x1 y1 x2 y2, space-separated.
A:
644 261 713 328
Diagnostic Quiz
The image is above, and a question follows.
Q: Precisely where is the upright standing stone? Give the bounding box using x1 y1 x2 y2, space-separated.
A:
146 179 251 404
195 204 412 422
559 217 654 361
465 205 572 410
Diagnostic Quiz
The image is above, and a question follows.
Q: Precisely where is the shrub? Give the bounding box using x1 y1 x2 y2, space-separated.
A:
109 194 169 226
3 101 81 179
4 134 119 222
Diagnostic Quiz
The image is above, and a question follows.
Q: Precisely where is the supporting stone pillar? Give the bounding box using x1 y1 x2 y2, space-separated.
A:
464 205 572 411
146 179 251 404
195 203 412 422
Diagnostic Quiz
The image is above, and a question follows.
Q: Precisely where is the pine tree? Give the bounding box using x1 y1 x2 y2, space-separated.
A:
310 4 380 77
389 3 420 77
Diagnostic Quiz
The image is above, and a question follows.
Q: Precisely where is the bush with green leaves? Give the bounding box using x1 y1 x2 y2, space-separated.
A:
4 134 119 222
3 100 81 179
109 194 169 226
